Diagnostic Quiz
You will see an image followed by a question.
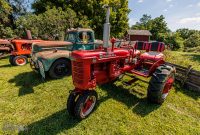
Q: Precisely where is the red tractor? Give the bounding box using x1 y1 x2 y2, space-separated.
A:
9 39 42 66
67 6 176 119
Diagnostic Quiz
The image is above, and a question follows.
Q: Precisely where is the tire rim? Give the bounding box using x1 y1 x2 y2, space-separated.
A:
16 57 26 65
81 96 96 117
162 77 174 99
54 64 68 76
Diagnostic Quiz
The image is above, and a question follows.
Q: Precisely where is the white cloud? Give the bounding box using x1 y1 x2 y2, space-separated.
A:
187 4 193 8
138 0 143 3
129 18 137 26
163 9 168 12
169 4 174 8
196 13 200 16
179 17 200 24
166 0 172 2
198 2 200 7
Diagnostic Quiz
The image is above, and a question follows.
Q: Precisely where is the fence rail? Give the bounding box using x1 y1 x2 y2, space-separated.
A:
166 62 200 92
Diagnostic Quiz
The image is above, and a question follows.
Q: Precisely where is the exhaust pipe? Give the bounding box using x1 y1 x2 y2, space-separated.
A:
103 5 111 49
25 30 33 40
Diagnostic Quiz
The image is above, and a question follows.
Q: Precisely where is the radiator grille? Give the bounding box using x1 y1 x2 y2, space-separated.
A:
72 62 84 84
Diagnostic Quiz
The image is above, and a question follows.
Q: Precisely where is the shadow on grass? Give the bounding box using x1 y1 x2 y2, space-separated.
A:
8 71 48 96
99 82 160 117
0 64 12 68
174 83 200 100
18 109 80 135
183 54 200 63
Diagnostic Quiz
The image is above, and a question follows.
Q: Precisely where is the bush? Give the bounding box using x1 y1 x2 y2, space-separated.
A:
15 7 78 40
184 33 200 51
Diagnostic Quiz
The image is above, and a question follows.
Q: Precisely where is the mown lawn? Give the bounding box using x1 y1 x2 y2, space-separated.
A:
0 51 200 135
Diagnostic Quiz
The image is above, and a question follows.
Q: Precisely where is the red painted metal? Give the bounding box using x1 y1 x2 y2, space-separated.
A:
71 41 169 94
11 39 43 56
163 77 174 94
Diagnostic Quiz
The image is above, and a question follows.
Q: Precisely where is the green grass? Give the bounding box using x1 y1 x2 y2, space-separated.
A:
0 51 200 135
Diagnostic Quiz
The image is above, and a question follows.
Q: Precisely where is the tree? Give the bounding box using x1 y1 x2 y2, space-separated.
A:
184 32 200 49
131 14 152 30
32 0 130 38
176 28 200 40
15 7 78 39
131 15 170 41
0 0 14 38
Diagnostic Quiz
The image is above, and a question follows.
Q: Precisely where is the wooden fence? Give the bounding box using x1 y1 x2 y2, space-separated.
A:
166 62 200 92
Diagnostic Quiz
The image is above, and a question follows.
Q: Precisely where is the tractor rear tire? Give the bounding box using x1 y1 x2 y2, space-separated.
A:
67 91 80 116
147 65 175 104
49 59 71 79
9 55 15 66
74 91 97 120
13 55 28 66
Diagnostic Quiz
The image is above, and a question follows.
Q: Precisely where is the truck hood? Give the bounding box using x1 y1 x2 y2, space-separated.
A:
34 41 73 47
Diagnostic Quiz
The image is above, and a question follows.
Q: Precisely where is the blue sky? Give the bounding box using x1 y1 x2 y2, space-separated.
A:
128 0 200 31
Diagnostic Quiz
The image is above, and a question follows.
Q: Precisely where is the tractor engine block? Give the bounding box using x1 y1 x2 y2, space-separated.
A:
71 49 130 90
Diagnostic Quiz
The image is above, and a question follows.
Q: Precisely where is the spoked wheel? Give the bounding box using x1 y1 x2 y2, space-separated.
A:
74 91 98 120
13 55 28 66
147 65 175 104
49 59 71 79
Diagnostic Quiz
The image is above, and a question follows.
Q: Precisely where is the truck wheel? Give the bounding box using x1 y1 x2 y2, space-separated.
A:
49 59 71 79
147 65 175 104
74 91 97 120
67 91 80 116
13 55 28 66
9 55 15 66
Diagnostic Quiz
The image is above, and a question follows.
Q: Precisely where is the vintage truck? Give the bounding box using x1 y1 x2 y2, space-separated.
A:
30 28 103 79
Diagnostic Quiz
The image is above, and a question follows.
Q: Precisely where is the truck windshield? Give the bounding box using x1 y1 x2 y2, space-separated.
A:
65 33 75 42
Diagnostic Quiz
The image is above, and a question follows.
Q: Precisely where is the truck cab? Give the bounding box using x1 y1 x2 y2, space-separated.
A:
30 28 103 79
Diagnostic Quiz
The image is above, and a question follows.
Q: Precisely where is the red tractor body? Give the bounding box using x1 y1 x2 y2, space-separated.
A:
68 41 175 119
9 39 43 66
72 48 130 90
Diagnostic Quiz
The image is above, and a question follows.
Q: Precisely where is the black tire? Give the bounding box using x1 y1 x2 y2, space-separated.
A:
13 55 28 66
147 65 175 104
67 91 80 116
48 59 71 79
74 91 98 120
9 55 15 66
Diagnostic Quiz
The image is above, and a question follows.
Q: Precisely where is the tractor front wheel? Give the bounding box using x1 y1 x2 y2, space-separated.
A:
74 90 98 120
147 65 175 104
13 55 28 66
67 91 80 116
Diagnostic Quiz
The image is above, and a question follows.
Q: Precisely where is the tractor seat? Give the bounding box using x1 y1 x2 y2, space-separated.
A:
140 51 164 61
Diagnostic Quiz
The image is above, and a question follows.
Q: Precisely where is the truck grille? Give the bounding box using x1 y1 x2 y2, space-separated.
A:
72 62 84 84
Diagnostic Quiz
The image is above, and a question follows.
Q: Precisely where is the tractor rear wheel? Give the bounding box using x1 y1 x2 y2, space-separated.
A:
74 91 97 120
13 55 28 66
67 91 80 116
49 59 71 79
147 65 175 104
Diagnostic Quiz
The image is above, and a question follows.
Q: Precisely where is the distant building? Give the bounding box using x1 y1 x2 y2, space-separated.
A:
125 30 152 41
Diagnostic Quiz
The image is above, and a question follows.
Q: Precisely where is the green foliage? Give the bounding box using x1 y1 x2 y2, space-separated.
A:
131 15 186 50
176 28 200 39
0 0 14 38
32 0 130 38
15 7 78 40
184 32 200 51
